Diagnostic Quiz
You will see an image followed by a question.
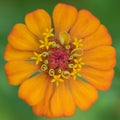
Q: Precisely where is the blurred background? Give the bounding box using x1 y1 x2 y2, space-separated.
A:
0 0 120 120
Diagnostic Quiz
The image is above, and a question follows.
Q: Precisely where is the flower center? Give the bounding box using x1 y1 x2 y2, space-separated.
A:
31 28 85 86
48 47 69 70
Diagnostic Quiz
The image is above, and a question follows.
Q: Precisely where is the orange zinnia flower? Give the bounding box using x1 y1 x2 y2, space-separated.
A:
4 3 116 118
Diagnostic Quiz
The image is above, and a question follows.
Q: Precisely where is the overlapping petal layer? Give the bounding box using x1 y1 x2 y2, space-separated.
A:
70 10 100 39
5 61 39 85
53 3 78 37
18 73 49 106
50 82 76 117
69 79 98 110
83 46 116 70
83 25 112 50
4 44 34 61
8 24 40 51
25 9 51 39
81 66 114 91
32 82 54 118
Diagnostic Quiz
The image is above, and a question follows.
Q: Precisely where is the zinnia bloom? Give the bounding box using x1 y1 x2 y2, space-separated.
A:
4 3 116 118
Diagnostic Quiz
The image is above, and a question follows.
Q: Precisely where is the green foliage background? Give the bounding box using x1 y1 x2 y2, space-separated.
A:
0 0 120 120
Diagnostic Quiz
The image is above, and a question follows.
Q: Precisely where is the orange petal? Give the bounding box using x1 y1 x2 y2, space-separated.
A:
25 9 51 39
50 82 76 118
33 82 54 118
18 73 49 106
69 79 98 110
8 24 40 51
53 3 78 37
4 61 39 85
4 44 34 61
81 66 114 91
83 25 112 50
83 46 116 70
70 9 100 39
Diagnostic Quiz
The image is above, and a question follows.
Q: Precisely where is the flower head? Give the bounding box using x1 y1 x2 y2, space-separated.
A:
4 3 116 118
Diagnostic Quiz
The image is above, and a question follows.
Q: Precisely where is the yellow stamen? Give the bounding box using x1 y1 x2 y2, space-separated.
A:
61 71 70 79
73 37 83 48
31 52 42 65
65 45 70 50
43 28 54 38
58 69 62 73
69 49 83 60
41 52 49 57
41 64 48 71
68 64 74 68
70 57 85 80
39 28 55 50
74 58 85 69
69 55 74 60
51 75 64 87
51 42 57 48
59 32 70 45
71 48 83 57
39 38 55 50
44 60 49 64
71 68 81 80
51 42 60 48
49 69 55 76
